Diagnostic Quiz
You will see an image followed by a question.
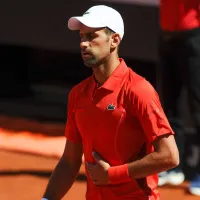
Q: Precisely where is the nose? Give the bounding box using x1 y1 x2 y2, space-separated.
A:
80 39 89 50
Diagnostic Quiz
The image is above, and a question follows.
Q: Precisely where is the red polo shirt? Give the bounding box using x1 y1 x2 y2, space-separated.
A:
160 0 200 31
65 59 174 200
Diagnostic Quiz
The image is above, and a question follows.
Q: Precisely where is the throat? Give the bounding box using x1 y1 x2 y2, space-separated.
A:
93 58 120 85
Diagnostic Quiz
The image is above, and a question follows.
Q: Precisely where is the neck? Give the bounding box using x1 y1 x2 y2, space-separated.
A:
93 55 120 85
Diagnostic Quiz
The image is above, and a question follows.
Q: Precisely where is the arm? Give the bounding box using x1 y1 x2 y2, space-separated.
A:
127 133 179 179
87 134 179 185
42 139 83 200
126 81 180 178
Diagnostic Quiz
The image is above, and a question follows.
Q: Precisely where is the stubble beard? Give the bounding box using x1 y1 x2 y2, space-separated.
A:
83 55 99 68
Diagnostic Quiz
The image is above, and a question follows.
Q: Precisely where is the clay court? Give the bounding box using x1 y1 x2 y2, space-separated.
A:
0 116 199 200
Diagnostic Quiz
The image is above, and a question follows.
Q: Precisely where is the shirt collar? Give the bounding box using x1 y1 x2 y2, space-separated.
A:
91 58 129 91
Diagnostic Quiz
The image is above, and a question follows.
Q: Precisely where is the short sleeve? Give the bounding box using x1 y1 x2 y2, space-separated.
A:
65 87 82 143
129 80 174 143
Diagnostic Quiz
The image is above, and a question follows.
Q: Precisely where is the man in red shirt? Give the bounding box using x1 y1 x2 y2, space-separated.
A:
159 0 200 196
42 5 179 200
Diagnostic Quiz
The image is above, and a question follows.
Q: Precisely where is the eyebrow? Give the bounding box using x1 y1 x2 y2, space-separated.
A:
79 32 96 37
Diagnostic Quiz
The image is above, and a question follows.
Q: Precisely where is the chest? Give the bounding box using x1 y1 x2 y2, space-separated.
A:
74 87 145 164
74 87 125 138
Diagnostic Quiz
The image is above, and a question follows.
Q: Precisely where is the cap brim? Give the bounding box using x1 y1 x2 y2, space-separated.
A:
68 16 106 30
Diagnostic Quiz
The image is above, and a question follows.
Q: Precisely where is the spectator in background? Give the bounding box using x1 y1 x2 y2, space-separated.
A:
159 0 200 196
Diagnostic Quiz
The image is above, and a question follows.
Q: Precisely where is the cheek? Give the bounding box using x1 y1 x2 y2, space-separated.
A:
102 45 111 56
97 43 111 54
91 39 111 57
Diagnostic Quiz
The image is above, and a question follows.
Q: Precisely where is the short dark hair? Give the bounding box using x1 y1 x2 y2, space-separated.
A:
104 27 120 52
104 27 115 36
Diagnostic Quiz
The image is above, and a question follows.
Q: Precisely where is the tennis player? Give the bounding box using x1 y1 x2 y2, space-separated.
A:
42 5 179 200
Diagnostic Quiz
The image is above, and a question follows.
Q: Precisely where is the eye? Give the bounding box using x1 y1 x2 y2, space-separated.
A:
79 32 96 41
86 33 96 41
90 33 96 39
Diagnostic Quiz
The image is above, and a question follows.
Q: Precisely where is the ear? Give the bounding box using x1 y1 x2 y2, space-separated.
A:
111 33 121 49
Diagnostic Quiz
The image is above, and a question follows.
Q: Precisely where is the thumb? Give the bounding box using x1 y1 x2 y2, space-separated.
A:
92 152 103 163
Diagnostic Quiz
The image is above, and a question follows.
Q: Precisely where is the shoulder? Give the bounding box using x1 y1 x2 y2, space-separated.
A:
125 68 158 104
69 76 93 100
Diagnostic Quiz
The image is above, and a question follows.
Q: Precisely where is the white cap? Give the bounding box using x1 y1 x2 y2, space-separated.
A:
68 5 124 40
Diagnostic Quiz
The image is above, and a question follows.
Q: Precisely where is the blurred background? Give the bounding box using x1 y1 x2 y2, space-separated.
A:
0 0 198 199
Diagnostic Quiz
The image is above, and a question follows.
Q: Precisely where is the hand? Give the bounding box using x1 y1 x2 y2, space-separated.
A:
86 152 110 185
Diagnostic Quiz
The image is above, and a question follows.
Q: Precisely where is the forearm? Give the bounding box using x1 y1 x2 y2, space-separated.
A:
127 151 178 179
43 156 82 200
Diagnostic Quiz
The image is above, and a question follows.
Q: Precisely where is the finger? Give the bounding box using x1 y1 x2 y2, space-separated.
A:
86 162 96 171
92 178 99 184
88 173 93 181
89 172 98 183
93 180 102 186
87 168 92 172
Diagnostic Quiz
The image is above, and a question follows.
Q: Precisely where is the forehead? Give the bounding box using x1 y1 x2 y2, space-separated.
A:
79 24 105 34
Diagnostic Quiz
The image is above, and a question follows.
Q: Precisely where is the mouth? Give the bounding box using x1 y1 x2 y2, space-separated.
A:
82 52 93 58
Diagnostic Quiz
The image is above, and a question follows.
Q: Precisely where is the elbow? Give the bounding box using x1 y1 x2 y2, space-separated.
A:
169 154 180 168
165 149 180 169
171 146 180 168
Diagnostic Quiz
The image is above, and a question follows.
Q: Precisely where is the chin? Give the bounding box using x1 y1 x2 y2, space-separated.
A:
84 64 93 68
83 61 93 68
84 60 98 68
